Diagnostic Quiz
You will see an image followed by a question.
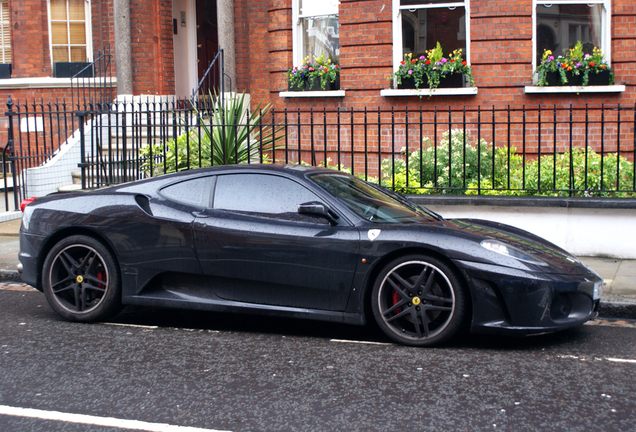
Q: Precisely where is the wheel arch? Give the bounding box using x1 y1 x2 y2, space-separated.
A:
361 246 473 326
36 227 121 290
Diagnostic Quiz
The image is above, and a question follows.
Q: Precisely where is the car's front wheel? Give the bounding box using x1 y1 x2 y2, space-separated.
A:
42 235 122 322
371 255 467 347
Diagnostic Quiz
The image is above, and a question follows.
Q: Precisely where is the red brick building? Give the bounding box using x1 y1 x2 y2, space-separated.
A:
0 1 633 106
0 0 634 172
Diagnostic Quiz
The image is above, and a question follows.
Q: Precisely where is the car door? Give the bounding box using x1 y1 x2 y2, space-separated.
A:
193 173 360 311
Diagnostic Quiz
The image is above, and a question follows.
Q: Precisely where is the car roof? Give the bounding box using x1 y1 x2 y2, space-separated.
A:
103 164 340 194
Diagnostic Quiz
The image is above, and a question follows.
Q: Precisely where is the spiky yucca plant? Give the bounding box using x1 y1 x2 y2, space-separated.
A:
142 92 283 175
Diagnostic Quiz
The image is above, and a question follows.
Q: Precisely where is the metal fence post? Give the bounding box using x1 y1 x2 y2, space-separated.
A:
76 110 87 189
3 96 18 210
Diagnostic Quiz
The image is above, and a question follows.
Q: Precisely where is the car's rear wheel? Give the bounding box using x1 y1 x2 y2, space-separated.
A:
43 235 122 322
371 255 466 347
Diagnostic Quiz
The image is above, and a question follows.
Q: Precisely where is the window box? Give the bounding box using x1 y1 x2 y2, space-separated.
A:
587 70 612 86
54 62 93 78
544 70 611 87
397 73 465 90
0 64 10 79
306 76 340 92
289 77 340 92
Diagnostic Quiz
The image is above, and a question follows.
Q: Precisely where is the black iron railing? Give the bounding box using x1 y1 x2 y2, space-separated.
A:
71 46 115 107
77 101 636 198
192 49 227 102
3 100 636 212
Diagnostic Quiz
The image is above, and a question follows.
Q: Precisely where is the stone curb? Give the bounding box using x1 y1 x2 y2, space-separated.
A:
0 269 23 284
1 268 634 320
597 301 636 320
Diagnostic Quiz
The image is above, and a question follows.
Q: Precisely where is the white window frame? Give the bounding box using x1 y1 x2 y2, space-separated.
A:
46 0 94 67
292 0 339 67
0 0 10 64
532 0 612 76
392 1 471 74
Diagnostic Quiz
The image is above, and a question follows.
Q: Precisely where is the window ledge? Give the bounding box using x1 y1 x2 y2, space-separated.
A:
380 87 478 97
0 77 116 90
279 90 346 98
524 85 625 94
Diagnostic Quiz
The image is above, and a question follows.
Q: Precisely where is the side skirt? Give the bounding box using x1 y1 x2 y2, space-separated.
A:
122 294 366 326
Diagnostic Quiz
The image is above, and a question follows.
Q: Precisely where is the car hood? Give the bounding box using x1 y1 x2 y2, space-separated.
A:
443 218 596 276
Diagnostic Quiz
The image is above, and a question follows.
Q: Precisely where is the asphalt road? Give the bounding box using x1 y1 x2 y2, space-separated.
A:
1 288 635 432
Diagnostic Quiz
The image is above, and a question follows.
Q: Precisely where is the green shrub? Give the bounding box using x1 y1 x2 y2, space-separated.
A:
380 129 635 197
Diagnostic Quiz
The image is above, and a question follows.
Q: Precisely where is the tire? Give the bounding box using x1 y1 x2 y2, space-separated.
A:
42 235 122 322
371 254 467 347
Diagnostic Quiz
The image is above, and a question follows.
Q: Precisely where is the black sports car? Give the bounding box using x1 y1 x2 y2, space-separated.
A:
18 164 603 346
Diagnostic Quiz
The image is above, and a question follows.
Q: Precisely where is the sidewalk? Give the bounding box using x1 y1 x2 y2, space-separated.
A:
0 218 635 319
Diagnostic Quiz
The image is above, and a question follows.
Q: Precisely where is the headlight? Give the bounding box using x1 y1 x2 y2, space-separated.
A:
480 239 548 266
593 281 603 300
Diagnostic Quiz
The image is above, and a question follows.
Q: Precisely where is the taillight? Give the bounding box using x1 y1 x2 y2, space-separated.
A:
20 197 37 212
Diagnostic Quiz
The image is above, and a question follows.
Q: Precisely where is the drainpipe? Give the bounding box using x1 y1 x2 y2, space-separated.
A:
217 0 236 93
114 0 133 96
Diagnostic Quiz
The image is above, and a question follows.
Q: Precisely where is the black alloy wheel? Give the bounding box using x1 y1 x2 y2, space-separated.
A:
43 235 122 322
371 255 466 347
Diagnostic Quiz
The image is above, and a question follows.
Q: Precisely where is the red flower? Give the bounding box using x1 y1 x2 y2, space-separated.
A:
425 60 431 65
462 61 467 66
411 59 416 64
590 62 595 67
451 59 455 63
400 61 405 65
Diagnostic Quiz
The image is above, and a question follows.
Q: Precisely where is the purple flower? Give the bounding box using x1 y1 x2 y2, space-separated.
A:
408 69 413 75
549 56 554 61
441 58 448 63
576 63 582 68
419 56 426 60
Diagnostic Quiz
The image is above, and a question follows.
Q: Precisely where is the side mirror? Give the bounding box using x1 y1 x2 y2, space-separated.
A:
298 202 339 225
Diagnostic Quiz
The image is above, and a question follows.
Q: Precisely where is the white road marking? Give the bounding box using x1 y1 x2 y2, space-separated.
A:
330 339 392 346
0 405 229 432
557 355 636 364
102 323 159 329
606 358 636 364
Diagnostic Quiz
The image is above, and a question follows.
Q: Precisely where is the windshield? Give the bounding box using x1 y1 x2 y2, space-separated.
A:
311 173 438 224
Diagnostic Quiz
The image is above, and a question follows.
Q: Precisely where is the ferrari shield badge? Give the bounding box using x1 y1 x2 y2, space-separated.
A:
368 229 381 241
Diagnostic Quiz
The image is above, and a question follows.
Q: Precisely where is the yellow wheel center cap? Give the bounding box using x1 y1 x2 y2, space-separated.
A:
76 275 84 283
412 297 421 306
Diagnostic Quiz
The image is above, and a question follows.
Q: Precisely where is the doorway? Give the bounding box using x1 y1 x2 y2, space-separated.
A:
196 0 219 88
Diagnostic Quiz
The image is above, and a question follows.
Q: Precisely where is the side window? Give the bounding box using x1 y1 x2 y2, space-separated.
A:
160 177 213 208
393 0 469 72
48 0 94 77
535 1 610 67
293 0 340 66
214 174 328 224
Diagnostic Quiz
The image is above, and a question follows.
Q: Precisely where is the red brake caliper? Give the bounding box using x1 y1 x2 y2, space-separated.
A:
392 290 402 314
96 272 106 292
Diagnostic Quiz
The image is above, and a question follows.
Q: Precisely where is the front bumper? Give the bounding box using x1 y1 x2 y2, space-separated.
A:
455 259 602 336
